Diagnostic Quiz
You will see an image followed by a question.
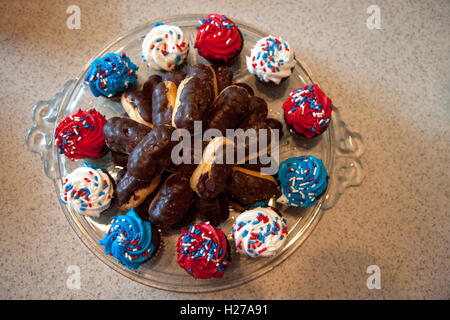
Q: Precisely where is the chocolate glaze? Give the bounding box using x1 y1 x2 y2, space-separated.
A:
142 74 162 99
225 169 279 205
194 193 230 226
234 82 254 97
115 168 156 207
123 89 153 122
207 85 251 135
173 76 212 134
148 173 194 229
103 117 152 154
162 70 186 86
233 121 273 163
151 82 171 127
195 161 232 200
186 64 216 104
211 65 233 93
127 126 175 181
238 96 269 128
111 150 129 167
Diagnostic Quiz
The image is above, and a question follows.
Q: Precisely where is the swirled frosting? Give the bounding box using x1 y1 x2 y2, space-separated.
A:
232 207 288 258
60 165 113 217
84 52 138 97
99 209 157 271
54 108 106 161
176 221 231 279
142 22 189 71
194 13 242 63
277 156 328 207
246 35 295 84
283 84 333 138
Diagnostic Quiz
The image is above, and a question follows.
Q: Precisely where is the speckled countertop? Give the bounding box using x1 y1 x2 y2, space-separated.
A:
1 0 448 299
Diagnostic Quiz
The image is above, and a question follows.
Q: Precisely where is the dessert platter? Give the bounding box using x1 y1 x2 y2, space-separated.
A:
26 14 364 292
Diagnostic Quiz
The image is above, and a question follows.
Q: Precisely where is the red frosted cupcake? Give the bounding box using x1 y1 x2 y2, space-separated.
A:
194 13 243 65
176 221 231 279
282 84 334 138
54 108 107 161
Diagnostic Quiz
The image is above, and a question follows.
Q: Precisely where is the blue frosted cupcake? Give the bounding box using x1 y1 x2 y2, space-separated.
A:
84 52 138 98
277 155 328 207
99 209 160 270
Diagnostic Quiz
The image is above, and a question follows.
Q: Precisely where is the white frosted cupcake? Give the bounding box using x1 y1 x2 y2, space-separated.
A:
232 206 288 258
246 35 296 85
142 22 189 71
60 166 114 217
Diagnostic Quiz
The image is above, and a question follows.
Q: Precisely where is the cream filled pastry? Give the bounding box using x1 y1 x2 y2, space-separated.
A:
246 35 296 85
232 206 288 258
142 22 189 72
60 165 114 217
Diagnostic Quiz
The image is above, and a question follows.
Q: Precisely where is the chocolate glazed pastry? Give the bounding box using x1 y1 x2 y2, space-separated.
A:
172 76 212 134
161 70 187 87
238 96 269 129
142 74 163 98
102 117 152 154
151 81 178 127
115 168 161 211
193 193 230 226
234 120 274 163
148 173 194 229
225 166 279 205
127 125 175 181
211 65 233 94
186 64 218 103
120 75 162 127
207 85 252 135
190 137 234 200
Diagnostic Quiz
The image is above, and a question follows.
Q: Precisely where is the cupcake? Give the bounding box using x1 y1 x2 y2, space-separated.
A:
194 13 243 65
142 22 189 72
282 84 333 138
246 35 296 85
60 164 113 217
176 221 231 279
99 208 160 271
277 155 328 207
54 108 107 161
232 206 288 258
84 52 138 98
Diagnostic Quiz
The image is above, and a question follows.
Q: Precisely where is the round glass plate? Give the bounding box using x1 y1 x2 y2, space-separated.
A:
26 14 365 293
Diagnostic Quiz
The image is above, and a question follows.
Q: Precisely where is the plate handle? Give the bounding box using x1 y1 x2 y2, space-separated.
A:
25 80 76 181
323 107 365 210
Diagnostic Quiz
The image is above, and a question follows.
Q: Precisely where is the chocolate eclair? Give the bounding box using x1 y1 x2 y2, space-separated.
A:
172 76 212 134
120 75 162 127
190 137 234 199
115 168 161 211
127 125 176 181
211 65 233 94
151 81 178 127
148 173 194 229
142 74 163 99
234 82 254 97
102 117 152 154
193 193 230 227
186 64 218 103
207 85 252 135
168 138 209 174
225 166 279 205
265 118 284 140
161 70 187 87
